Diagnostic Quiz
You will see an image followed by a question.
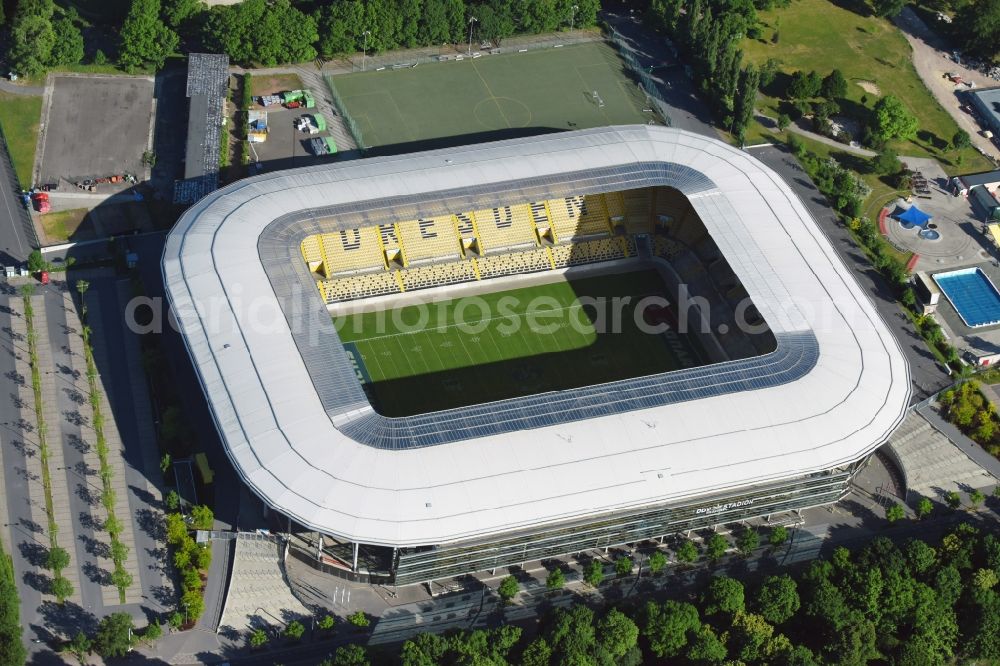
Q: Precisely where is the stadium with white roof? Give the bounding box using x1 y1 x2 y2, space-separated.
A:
162 125 910 584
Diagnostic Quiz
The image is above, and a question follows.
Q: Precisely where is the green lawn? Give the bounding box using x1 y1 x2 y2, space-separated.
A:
335 270 701 416
742 0 991 172
0 92 42 189
327 42 657 154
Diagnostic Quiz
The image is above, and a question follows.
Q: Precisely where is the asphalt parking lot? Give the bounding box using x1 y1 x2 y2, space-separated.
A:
38 75 154 186
250 105 338 172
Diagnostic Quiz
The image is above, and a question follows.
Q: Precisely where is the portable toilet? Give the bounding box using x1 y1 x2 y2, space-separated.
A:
313 113 326 132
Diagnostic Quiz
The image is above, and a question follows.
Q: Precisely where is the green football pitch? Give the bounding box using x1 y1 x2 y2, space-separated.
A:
327 42 658 155
335 270 704 416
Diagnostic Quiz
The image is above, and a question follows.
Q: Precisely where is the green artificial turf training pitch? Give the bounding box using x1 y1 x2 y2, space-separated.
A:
327 41 657 154
335 270 703 416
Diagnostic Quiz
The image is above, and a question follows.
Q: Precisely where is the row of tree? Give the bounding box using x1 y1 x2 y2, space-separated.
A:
648 0 769 144
2 0 601 75
383 523 999 665
0 543 25 666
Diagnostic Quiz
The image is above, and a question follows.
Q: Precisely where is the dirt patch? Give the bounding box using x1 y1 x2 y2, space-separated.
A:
250 73 304 98
39 208 92 244
856 80 881 96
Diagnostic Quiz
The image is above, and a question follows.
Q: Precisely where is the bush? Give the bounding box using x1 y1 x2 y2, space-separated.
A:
915 497 933 519
46 546 70 572
705 533 728 562
648 550 667 574
584 560 604 587
945 491 962 509
50 575 73 602
737 529 759 556
284 620 305 640
885 503 905 523
615 556 633 577
249 627 268 648
347 611 370 628
190 504 214 530
769 525 788 548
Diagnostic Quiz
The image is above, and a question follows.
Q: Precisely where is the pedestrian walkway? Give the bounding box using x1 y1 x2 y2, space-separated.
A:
218 534 310 637
11 297 82 605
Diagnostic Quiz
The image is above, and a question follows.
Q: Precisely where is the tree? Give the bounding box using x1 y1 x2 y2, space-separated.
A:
885 503 905 523
118 0 178 71
733 63 760 143
675 539 698 564
756 574 800 625
705 533 728 562
49 14 84 67
50 575 74 602
165 490 180 511
777 113 791 131
46 546 70 572
318 614 336 631
945 490 962 509
193 545 212 570
248 627 268 648
970 489 986 509
915 496 933 519
904 539 937 575
873 148 903 176
952 129 971 150
8 0 56 77
615 555 633 577
703 575 745 617
787 70 822 99
973 568 999 590
333 643 370 666
737 528 760 556
190 504 214 530
0 542 27 666
284 620 305 641
686 624 728 664
873 0 906 17
641 600 701 658
546 566 565 590
143 620 163 643
64 630 92 662
872 95 918 141
596 609 639 659
94 612 134 658
162 0 203 28
28 249 46 273
497 575 518 603
584 559 604 587
769 525 789 548
202 0 317 66
347 611 369 628
821 69 848 98
648 550 667 575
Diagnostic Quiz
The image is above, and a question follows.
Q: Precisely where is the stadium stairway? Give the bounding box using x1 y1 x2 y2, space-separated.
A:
886 412 999 499
296 66 359 155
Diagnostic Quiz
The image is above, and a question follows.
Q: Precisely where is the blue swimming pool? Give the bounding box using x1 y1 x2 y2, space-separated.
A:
933 268 1000 328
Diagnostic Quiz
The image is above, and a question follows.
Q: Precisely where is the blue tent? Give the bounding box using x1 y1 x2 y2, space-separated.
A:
896 205 932 227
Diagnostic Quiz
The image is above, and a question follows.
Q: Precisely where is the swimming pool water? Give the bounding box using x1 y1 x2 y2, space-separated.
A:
933 268 1000 328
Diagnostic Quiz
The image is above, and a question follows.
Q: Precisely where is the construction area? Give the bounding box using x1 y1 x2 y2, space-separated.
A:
244 83 339 171
36 75 155 191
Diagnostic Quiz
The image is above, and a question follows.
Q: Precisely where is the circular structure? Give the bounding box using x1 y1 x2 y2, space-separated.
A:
919 229 941 241
163 126 909 581
473 96 532 130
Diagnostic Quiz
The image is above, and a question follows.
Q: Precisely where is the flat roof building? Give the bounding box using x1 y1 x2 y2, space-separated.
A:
969 87 1000 136
173 53 229 205
162 126 910 583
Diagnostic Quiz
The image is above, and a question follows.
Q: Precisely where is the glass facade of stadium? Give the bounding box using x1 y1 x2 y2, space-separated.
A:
289 458 863 585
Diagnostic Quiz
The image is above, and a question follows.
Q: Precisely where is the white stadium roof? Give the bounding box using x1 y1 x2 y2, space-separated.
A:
162 125 910 547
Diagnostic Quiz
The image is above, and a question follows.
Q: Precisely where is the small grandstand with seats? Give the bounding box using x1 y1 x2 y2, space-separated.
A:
163 126 910 584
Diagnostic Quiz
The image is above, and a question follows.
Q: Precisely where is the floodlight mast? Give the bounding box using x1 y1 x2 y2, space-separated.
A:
362 30 371 71
468 16 478 56
570 5 579 30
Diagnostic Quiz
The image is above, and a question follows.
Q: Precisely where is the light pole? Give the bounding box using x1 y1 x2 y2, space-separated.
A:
467 16 478 56
570 5 579 31
362 30 371 72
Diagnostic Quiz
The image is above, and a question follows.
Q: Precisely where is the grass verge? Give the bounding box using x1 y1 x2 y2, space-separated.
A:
39 208 89 243
0 92 43 189
742 0 991 172
76 282 132 603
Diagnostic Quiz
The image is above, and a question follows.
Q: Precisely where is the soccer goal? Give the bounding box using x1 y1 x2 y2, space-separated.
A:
591 90 605 108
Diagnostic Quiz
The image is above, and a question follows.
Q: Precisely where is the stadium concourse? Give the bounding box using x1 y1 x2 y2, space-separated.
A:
162 125 910 584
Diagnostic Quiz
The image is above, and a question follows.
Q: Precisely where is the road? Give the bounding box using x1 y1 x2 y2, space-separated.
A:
0 138 36 264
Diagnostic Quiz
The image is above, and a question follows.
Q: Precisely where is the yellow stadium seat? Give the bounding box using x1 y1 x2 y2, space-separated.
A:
317 226 386 275
471 205 537 252
546 195 610 239
400 261 478 291
550 238 627 268
319 270 401 303
476 248 551 279
397 216 462 262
